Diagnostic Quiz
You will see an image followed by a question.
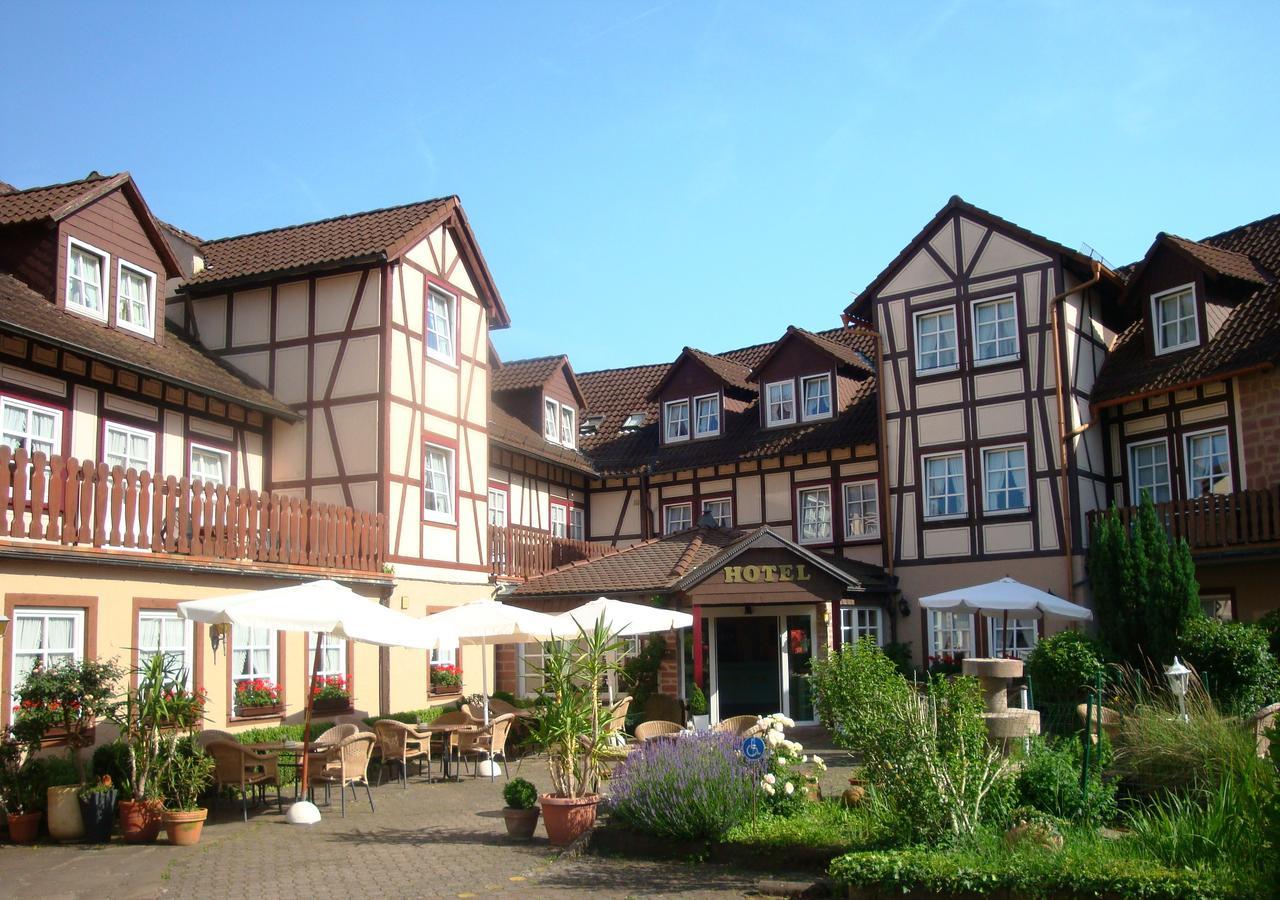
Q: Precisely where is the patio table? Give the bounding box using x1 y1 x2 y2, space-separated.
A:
415 722 480 780
243 742 331 799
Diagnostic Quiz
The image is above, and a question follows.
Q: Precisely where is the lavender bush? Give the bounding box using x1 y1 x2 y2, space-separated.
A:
607 731 761 840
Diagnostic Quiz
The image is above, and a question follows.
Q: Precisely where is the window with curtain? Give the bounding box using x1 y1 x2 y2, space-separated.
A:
915 308 958 371
550 503 567 538
929 610 973 658
1153 285 1198 353
138 610 192 686
986 617 1037 658
423 444 454 521
67 241 106 318
840 606 883 646
1 397 61 457
569 507 585 541
842 481 879 537
117 262 154 335
231 625 276 686
105 423 153 473
663 502 692 534
797 485 832 543
801 374 832 420
487 488 507 527
543 397 559 442
12 608 84 683
306 633 347 679
1185 429 1231 497
766 380 795 426
1128 440 1171 504
664 400 690 442
983 446 1028 512
924 453 966 518
973 296 1018 361
559 406 577 448
702 497 732 528
694 395 720 436
426 289 455 362
190 444 229 486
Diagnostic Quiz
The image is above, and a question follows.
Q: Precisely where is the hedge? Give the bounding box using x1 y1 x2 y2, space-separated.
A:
360 706 445 730
828 848 1254 899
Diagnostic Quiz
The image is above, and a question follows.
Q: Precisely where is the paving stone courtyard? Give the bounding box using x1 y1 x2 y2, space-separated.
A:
0 729 851 899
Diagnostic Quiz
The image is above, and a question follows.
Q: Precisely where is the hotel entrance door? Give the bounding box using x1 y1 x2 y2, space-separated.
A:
713 616 780 719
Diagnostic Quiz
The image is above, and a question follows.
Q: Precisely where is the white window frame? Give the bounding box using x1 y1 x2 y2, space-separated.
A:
137 609 194 688
702 497 732 528
981 443 1030 515
663 501 692 534
765 379 796 427
693 393 721 438
914 307 959 374
487 486 508 527
1183 427 1233 498
543 397 560 443
0 396 63 458
426 287 457 364
839 606 883 647
842 480 880 539
116 260 157 338
65 237 109 323
431 642 458 668
796 484 833 545
423 443 456 523
231 625 277 693
928 610 974 658
1127 438 1171 505
986 616 1037 659
189 442 231 487
621 412 646 430
1151 283 1199 355
104 421 155 474
568 506 585 541
12 607 85 684
559 405 577 449
922 451 967 520
550 501 567 538
800 373 833 421
306 633 348 680
971 294 1019 365
664 399 690 443
1200 593 1233 622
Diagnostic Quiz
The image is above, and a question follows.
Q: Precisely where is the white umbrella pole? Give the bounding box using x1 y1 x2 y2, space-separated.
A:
482 640 491 725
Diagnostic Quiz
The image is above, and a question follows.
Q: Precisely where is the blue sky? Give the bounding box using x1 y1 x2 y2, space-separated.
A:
3 2 1277 371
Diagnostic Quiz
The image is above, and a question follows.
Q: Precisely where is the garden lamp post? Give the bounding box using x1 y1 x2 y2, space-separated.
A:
1164 656 1190 722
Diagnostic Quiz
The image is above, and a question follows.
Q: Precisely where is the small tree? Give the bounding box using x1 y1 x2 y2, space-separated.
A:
12 658 123 782
1088 497 1200 667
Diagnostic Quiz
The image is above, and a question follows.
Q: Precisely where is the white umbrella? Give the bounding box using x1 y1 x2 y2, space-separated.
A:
919 577 1092 657
179 580 453 824
549 597 693 703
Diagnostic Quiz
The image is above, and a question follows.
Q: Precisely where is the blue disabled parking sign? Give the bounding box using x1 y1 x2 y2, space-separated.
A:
742 736 766 760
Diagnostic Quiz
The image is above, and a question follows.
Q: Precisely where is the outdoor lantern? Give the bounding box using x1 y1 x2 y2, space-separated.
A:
209 622 230 654
0 613 7 638
1164 656 1191 722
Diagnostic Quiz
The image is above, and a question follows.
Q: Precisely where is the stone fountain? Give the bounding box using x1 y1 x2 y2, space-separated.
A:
961 657 1040 750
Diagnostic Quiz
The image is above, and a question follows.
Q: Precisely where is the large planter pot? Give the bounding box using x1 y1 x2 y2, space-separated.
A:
539 793 599 846
6 811 41 844
310 696 350 714
691 714 711 732
78 789 118 843
119 799 164 844
47 785 85 841
162 808 208 847
502 806 540 841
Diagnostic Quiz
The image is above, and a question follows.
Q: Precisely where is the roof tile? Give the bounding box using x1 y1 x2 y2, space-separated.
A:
0 173 115 226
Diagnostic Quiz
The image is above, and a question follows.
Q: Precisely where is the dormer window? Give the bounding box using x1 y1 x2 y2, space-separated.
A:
664 399 690 442
559 406 576 448
581 415 604 436
693 394 720 437
544 397 559 442
621 412 646 431
800 374 832 421
1152 284 1199 354
117 261 156 337
765 380 795 427
66 238 108 322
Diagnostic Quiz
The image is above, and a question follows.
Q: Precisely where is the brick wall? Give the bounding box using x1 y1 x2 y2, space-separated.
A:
495 643 517 694
1238 368 1280 489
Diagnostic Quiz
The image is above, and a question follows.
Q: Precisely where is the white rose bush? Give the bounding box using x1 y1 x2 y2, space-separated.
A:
754 713 824 817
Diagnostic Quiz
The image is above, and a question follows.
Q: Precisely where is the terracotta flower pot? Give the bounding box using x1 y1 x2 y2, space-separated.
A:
841 777 867 808
539 793 598 846
502 806 540 841
119 799 164 844
162 808 208 847
47 785 85 841
78 789 118 843
6 811 40 844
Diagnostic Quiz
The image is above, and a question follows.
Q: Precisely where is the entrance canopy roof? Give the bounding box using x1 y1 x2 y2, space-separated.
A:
919 577 1092 620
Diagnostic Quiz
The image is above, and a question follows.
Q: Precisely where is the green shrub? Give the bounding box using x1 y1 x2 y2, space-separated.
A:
1015 736 1116 824
360 707 444 730
235 720 336 746
810 638 912 737
91 740 134 800
1255 610 1280 659
722 798 891 858
1025 630 1108 706
1179 616 1280 715
1124 775 1270 872
882 641 914 678
687 683 708 716
502 777 537 809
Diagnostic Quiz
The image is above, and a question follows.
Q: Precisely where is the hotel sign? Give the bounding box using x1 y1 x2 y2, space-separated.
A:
723 564 811 584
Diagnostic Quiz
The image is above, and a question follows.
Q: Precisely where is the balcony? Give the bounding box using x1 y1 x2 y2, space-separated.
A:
1086 485 1280 557
488 523 613 581
0 447 387 574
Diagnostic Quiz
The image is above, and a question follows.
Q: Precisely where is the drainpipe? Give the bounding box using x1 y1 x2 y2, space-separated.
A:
638 462 654 540
1049 261 1105 602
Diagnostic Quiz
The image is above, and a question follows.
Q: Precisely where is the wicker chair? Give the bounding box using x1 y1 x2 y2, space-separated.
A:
712 715 761 737
642 693 685 725
458 713 514 781
205 740 283 821
426 710 477 775
605 695 632 739
373 719 430 788
308 733 376 817
196 729 236 749
634 720 684 741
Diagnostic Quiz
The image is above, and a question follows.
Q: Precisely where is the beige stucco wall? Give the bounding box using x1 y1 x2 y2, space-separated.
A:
387 576 495 712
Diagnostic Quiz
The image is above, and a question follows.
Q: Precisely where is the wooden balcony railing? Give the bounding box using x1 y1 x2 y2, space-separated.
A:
488 523 612 581
0 447 387 573
1086 485 1280 555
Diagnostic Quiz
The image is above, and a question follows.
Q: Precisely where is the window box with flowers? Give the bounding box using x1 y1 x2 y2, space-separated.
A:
430 663 462 695
233 679 282 718
309 675 351 713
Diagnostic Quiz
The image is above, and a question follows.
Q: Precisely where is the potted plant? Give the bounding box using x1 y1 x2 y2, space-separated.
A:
78 775 118 843
310 675 351 713
688 683 710 732
527 615 624 846
501 777 540 840
233 678 282 717
0 736 41 843
157 735 214 846
430 663 463 695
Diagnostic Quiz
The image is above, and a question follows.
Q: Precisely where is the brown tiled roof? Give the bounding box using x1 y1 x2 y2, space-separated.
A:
1093 215 1280 405
578 326 879 476
488 401 595 475
510 527 741 598
157 218 204 247
0 180 17 194
643 346 755 402
491 355 568 393
0 172 118 225
186 197 454 288
0 273 295 419
746 325 874 381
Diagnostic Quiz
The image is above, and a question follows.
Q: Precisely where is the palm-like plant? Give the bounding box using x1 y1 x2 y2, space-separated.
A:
109 652 195 801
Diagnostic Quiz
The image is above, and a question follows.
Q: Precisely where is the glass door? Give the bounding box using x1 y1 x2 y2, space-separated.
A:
713 616 781 719
783 613 815 723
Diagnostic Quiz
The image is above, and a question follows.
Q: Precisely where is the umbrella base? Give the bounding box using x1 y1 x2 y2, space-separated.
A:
476 758 503 778
286 801 322 825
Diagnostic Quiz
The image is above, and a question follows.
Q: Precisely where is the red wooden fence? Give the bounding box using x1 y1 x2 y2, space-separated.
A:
488 523 612 580
1086 485 1280 553
0 447 386 573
